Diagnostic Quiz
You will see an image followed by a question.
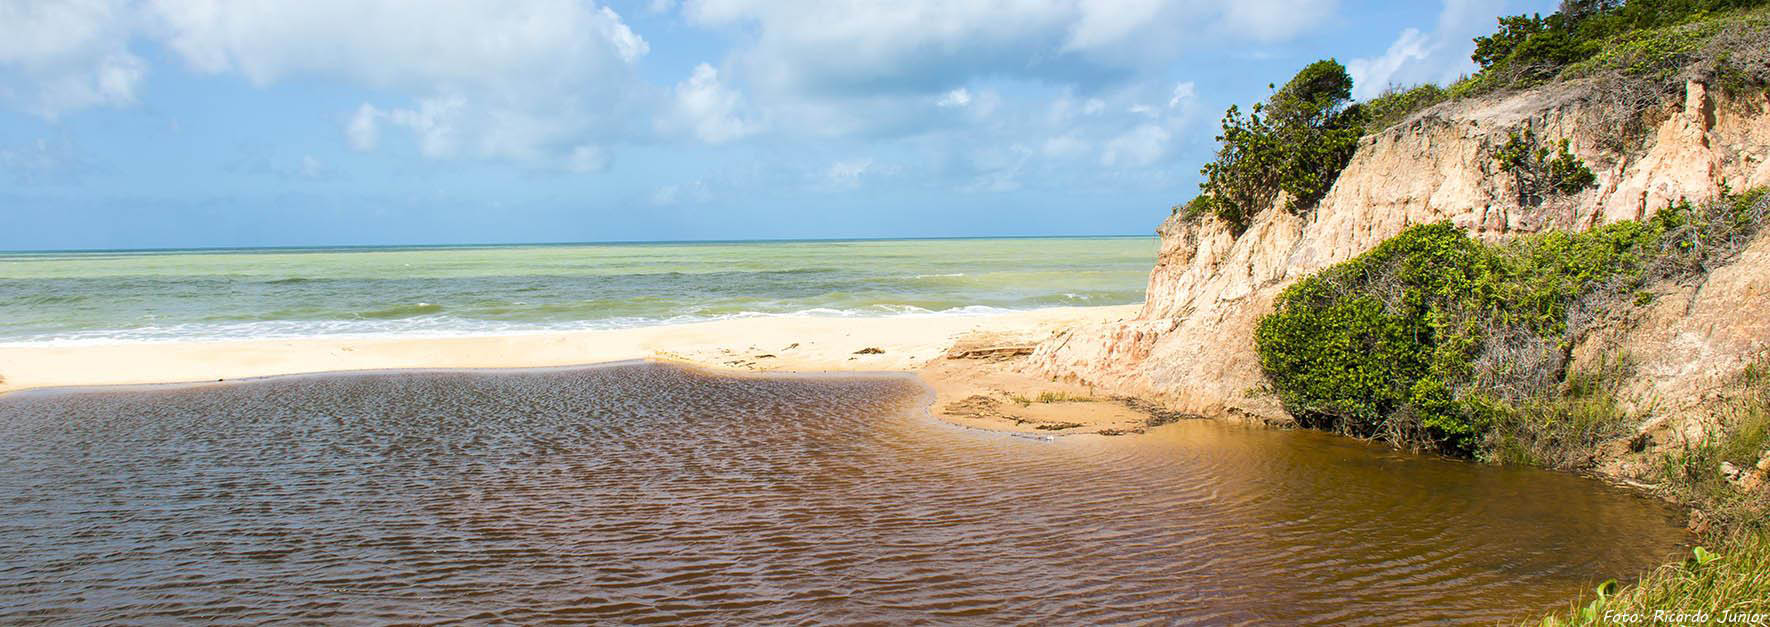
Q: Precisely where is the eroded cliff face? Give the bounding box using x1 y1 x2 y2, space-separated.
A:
1031 80 1770 423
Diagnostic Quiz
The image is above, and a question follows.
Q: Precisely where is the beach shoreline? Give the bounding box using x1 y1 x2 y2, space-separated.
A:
0 304 1157 435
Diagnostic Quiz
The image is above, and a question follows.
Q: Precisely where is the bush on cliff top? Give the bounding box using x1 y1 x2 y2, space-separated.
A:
1472 0 1770 87
1358 0 1770 135
1360 83 1450 131
1255 188 1770 455
1188 59 1366 232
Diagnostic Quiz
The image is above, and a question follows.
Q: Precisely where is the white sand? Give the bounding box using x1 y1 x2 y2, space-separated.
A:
0 305 1137 395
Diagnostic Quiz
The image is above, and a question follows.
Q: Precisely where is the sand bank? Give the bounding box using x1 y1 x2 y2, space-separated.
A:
0 305 1168 435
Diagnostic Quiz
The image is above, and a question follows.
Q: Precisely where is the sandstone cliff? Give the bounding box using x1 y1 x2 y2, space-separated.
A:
1031 80 1770 425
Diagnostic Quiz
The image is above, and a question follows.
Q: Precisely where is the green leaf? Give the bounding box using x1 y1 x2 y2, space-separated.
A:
1694 546 1720 564
1595 578 1618 597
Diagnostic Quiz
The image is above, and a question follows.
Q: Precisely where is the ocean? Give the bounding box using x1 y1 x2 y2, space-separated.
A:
0 237 1155 344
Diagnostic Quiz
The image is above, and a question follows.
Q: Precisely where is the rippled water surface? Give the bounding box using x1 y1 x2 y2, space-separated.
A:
0 363 1687 624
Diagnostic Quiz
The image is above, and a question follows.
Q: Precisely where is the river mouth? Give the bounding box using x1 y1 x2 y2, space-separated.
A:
0 362 1686 623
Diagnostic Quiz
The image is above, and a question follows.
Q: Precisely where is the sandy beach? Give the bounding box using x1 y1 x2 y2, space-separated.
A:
0 304 1160 434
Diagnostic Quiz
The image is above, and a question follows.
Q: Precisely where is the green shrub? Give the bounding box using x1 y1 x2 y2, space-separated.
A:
1493 128 1598 206
1196 59 1364 231
1255 188 1769 455
1197 104 1281 231
1255 222 1503 453
1362 83 1449 131
1471 0 1770 94
1472 353 1637 468
1173 195 1216 220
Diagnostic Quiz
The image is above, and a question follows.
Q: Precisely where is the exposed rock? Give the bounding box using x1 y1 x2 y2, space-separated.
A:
853 347 885 355
1032 80 1770 423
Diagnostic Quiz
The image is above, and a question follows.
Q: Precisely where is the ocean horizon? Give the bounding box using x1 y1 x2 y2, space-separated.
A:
0 236 1155 346
0 233 1157 256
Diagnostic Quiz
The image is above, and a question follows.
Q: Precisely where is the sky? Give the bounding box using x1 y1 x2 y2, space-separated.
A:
0 0 1556 250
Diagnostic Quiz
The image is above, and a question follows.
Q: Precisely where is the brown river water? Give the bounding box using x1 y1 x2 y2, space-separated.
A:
0 362 1687 624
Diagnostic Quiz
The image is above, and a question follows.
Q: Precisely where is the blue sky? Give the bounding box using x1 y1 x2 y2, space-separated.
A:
0 0 1553 250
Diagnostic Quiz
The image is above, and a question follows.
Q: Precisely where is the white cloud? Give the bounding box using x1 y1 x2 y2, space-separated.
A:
1066 0 1169 52
386 95 465 158
1167 81 1197 109
684 0 1338 136
144 0 646 87
1 1 652 167
299 154 323 178
960 144 1033 193
0 0 145 118
1218 0 1341 42
651 179 712 205
567 145 609 173
824 158 873 189
936 88 972 108
1042 134 1088 158
0 137 89 182
346 103 381 151
221 144 340 180
145 0 653 166
667 63 757 143
1348 0 1506 99
1348 28 1432 99
1101 123 1172 167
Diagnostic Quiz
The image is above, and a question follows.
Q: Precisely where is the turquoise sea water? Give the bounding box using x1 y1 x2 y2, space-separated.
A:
0 237 1155 344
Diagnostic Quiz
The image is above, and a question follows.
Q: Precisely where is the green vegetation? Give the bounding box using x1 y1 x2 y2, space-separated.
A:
1360 0 1770 135
1182 1 1770 230
1655 357 1770 531
1180 0 1770 230
1475 352 1636 469
1493 128 1598 206
1540 532 1770 626
1035 391 1094 403
1257 188 1770 623
1009 391 1097 406
1471 0 1769 89
1189 59 1366 231
1361 83 1449 131
1538 358 1769 625
1255 188 1769 455
1245 187 1770 618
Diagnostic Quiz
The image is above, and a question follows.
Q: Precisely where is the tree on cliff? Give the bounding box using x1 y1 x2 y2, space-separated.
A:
1192 60 1365 232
